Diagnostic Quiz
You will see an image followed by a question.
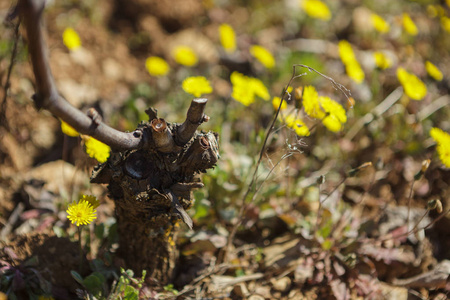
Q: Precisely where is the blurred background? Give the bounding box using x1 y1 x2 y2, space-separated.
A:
0 0 449 299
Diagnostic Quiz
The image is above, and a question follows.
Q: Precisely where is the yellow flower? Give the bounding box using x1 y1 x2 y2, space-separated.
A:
402 13 418 36
145 56 170 77
219 24 236 53
285 114 310 136
172 46 198 66
67 199 97 226
272 96 287 111
430 127 450 167
301 86 347 132
427 5 445 18
371 13 390 33
425 61 443 81
251 78 270 100
61 120 79 137
344 61 365 83
301 0 331 21
302 85 325 119
182 76 213 97
338 40 356 64
231 72 270 106
250 45 275 69
373 51 392 70
84 137 111 163
338 41 365 83
396 67 427 100
38 296 55 300
441 16 450 33
319 96 347 132
80 194 100 209
232 84 254 106
62 27 81 51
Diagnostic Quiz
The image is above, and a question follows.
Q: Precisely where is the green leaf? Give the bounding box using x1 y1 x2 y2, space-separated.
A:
70 271 84 285
90 259 105 272
94 223 105 240
193 198 210 220
321 238 333 251
83 272 105 295
123 285 139 300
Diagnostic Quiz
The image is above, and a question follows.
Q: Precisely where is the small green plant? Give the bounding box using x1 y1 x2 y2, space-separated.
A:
109 269 150 300
0 249 52 300
163 283 179 296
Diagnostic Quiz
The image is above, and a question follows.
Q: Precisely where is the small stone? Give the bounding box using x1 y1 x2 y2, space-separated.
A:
379 282 408 300
271 276 291 293
254 285 271 298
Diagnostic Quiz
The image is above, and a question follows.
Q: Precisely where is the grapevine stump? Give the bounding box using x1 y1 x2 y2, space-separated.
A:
91 104 219 283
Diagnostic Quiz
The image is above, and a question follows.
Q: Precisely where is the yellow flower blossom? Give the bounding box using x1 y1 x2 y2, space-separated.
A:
232 86 254 106
182 76 213 97
426 5 437 18
250 45 275 69
251 78 271 100
172 46 198 66
80 194 100 209
272 96 287 111
219 24 236 53
344 61 365 83
338 40 365 83
63 27 81 51
231 72 270 106
301 0 331 21
301 86 347 132
84 137 111 163
145 56 170 77
38 296 55 300
441 16 450 33
319 96 347 132
430 127 450 167
285 114 310 136
373 51 392 70
302 85 325 119
425 61 443 81
61 120 79 137
427 5 445 18
67 199 97 226
371 13 390 33
402 13 418 36
396 67 427 100
338 40 356 64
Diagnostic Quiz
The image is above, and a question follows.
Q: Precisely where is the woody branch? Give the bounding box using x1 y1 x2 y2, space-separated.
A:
18 0 208 151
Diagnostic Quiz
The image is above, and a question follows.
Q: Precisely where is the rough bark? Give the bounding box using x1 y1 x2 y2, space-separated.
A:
91 111 219 283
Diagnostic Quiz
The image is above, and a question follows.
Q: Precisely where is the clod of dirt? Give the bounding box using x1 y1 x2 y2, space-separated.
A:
1 233 89 296
110 0 205 34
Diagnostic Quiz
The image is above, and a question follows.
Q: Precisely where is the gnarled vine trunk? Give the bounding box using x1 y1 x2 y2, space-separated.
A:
91 109 219 283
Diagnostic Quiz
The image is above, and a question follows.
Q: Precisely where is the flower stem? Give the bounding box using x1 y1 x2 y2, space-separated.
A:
78 226 83 273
